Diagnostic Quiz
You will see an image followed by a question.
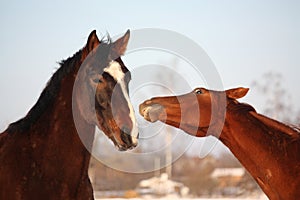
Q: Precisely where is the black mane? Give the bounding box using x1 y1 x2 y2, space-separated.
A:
5 37 113 133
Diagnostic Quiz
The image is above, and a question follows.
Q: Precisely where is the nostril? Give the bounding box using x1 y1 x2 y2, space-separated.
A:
121 131 132 146
136 132 140 139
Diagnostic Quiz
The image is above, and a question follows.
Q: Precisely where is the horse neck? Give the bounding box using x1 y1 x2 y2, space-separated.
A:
42 66 95 149
23 59 95 185
219 101 300 200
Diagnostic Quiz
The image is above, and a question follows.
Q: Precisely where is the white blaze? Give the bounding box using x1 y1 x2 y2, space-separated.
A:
103 61 138 143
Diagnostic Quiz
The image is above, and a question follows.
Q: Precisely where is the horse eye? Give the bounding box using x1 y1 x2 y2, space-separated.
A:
195 88 202 94
93 78 102 83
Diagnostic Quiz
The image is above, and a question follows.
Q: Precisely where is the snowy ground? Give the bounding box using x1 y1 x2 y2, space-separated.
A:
96 195 269 200
97 198 268 200
94 189 269 200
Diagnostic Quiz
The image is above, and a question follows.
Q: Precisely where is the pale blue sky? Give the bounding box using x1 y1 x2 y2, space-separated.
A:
1 0 299 134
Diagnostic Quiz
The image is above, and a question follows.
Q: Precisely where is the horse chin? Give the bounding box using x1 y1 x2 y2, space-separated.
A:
115 142 137 151
116 145 127 151
116 144 135 151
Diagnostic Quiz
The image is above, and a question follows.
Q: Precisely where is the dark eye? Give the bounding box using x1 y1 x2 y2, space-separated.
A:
195 88 203 94
93 78 100 83
92 76 103 83
93 78 102 84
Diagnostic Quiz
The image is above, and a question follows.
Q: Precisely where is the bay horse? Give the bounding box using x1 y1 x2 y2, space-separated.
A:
139 87 300 200
0 30 138 199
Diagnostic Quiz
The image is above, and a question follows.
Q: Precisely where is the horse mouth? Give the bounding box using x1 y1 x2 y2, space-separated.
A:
139 101 164 122
120 132 138 151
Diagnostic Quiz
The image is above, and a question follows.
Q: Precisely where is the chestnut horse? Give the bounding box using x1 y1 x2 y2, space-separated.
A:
0 30 138 199
140 87 300 200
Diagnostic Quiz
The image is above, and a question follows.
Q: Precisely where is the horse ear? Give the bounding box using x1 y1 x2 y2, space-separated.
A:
86 30 100 52
110 30 130 59
226 87 249 99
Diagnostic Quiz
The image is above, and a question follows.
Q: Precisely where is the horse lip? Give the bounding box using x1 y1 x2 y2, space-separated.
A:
120 131 138 148
116 133 138 151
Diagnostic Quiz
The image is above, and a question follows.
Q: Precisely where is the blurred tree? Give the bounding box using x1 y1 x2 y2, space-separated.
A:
215 152 242 168
252 71 297 123
172 155 217 196
296 110 300 126
238 171 262 196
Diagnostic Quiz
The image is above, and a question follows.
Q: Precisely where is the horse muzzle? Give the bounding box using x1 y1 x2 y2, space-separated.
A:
139 100 165 123
116 126 138 151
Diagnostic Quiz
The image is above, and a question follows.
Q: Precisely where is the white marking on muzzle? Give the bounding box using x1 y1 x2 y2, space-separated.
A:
104 61 138 143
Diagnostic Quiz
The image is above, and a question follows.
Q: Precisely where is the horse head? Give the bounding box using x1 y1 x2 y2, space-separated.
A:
74 30 138 151
139 87 249 137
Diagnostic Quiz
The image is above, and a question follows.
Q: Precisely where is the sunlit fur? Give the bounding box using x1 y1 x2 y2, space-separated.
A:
140 87 300 200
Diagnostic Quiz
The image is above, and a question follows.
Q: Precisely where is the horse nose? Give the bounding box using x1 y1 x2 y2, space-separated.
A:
120 126 137 148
